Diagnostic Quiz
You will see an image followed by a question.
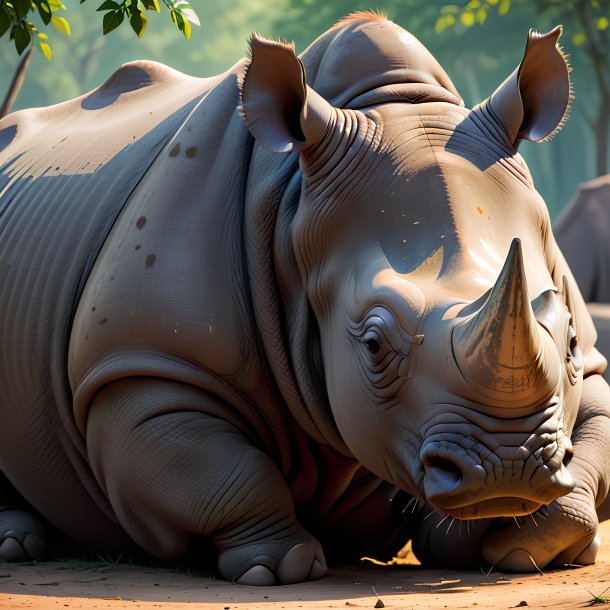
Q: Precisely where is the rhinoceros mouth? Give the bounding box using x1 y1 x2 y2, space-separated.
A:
440 497 543 520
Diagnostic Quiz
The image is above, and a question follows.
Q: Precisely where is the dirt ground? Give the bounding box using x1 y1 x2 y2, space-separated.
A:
1 521 610 610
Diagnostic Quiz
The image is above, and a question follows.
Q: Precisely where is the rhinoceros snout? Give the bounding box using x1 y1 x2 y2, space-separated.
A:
420 435 575 518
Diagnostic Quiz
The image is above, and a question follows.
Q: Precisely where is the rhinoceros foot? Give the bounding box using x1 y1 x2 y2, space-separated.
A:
410 505 495 569
218 533 326 585
481 485 599 571
0 509 45 561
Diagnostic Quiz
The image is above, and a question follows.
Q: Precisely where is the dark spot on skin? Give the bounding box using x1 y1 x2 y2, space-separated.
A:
169 143 181 157
186 146 198 158
145 254 156 268
91 306 96 312
136 216 147 230
135 244 141 250
99 318 107 325
110 276 114 281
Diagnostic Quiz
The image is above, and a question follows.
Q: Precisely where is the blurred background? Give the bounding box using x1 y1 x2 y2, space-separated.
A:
1 0 608 220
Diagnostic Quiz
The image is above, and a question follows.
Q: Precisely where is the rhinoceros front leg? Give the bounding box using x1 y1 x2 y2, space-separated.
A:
0 473 46 561
85 378 326 585
481 373 610 571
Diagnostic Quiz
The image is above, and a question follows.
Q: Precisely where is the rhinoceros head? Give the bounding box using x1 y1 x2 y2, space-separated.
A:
241 15 589 519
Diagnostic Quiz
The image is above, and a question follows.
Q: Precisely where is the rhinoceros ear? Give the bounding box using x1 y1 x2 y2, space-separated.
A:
240 34 334 153
476 26 570 145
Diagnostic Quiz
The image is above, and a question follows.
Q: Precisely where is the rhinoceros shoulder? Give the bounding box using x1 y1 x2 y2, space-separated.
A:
81 60 203 111
0 58 219 181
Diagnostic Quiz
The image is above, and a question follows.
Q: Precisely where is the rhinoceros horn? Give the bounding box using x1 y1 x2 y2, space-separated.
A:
453 238 560 405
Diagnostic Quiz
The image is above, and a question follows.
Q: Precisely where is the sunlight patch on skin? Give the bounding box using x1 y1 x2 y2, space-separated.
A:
468 241 503 286
402 245 444 283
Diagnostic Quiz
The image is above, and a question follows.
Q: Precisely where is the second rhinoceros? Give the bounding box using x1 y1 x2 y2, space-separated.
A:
1 13 609 585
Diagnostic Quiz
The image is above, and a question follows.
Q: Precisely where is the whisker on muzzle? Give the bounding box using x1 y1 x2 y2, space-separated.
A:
435 515 448 529
445 517 455 535
423 510 435 521
401 497 418 514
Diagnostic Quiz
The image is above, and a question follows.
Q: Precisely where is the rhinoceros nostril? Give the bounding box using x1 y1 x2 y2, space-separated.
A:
423 456 464 486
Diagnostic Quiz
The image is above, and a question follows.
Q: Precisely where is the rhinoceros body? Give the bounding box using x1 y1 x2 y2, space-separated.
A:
1 13 610 584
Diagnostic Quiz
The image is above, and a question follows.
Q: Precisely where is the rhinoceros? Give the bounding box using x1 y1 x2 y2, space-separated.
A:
1 13 610 585
555 176 610 522
556 174 610 303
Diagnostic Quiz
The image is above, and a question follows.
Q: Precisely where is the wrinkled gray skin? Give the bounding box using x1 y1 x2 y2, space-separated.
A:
555 175 610 520
1 14 610 585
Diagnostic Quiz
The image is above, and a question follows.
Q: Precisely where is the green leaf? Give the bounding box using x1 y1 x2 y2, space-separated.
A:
460 10 475 26
440 4 461 14
96 0 120 10
595 16 609 30
36 0 52 25
476 6 487 23
498 0 511 15
140 0 159 12
102 8 124 34
171 7 190 39
0 11 11 37
435 14 455 33
572 32 587 46
182 14 191 38
39 40 52 59
170 7 180 29
13 0 30 19
129 7 146 37
180 6 199 26
51 15 71 35
13 25 30 54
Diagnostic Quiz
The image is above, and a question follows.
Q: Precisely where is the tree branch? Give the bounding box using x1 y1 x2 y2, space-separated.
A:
0 47 34 119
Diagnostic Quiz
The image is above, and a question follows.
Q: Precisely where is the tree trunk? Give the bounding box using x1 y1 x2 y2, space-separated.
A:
0 47 34 119
596 96 610 176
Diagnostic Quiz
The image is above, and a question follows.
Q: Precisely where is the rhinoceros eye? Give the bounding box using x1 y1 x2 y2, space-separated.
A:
348 306 424 402
363 332 381 355
566 324 583 372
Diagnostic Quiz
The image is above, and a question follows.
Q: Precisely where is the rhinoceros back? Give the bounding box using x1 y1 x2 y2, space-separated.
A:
0 61 213 543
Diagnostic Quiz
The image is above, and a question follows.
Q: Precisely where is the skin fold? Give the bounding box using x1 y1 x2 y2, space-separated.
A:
0 13 609 584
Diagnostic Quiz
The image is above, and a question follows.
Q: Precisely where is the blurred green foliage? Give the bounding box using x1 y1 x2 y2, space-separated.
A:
0 0 608 218
437 0 610 179
0 0 199 60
